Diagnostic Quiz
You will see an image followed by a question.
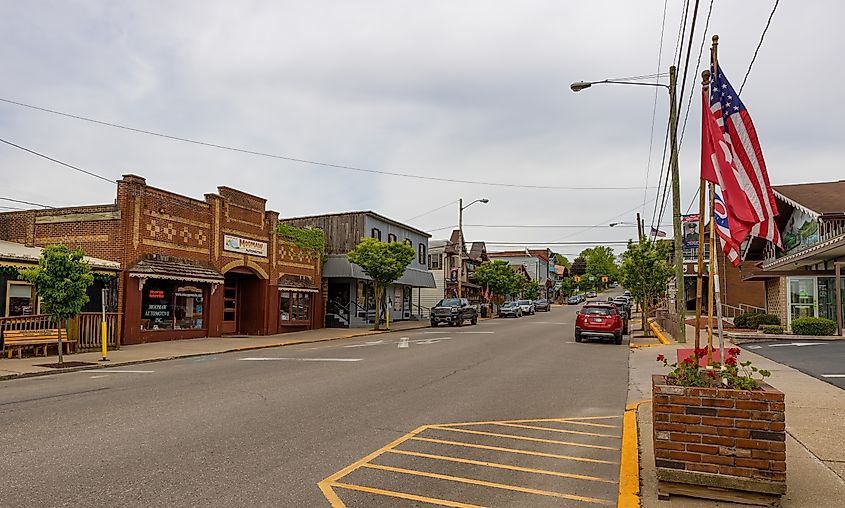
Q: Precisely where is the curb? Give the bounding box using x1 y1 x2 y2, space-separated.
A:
0 323 430 382
618 399 650 508
647 319 671 345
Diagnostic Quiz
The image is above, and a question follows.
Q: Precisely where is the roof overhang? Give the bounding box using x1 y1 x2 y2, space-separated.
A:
760 235 845 272
322 255 436 288
129 256 224 284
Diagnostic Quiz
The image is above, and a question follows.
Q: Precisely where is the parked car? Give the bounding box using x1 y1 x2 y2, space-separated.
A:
499 301 523 318
516 299 535 315
586 291 597 298
623 290 632 298
534 299 551 312
431 298 478 327
608 298 630 334
567 296 580 305
575 303 624 344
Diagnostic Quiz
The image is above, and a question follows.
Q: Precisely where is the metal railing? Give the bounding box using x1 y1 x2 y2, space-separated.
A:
0 312 121 354
719 303 767 319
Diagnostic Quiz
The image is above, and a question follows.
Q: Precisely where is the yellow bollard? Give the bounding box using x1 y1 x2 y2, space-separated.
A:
100 320 109 362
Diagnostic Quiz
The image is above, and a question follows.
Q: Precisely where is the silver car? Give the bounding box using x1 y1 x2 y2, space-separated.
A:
517 299 535 315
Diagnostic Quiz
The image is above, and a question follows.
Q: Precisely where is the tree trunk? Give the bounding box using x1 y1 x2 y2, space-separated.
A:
372 283 381 331
57 318 64 364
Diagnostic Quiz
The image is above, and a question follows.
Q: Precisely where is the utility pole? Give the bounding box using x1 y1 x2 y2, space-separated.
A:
668 65 687 342
457 198 463 299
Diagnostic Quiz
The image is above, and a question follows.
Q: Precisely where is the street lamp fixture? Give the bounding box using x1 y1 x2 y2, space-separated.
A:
571 66 686 343
457 197 490 298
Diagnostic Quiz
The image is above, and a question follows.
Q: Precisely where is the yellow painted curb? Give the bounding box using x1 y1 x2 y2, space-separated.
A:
647 319 671 345
618 400 650 508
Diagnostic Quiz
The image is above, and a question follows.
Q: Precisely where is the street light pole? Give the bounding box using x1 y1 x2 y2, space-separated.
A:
458 198 489 299
571 65 685 342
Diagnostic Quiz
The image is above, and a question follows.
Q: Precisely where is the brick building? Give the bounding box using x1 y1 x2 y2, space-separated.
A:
0 175 323 344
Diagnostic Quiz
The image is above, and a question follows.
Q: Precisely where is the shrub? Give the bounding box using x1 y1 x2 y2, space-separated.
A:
791 317 837 336
761 325 784 334
733 312 779 329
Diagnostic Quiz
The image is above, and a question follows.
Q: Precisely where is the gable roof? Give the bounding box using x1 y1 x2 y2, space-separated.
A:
773 180 845 216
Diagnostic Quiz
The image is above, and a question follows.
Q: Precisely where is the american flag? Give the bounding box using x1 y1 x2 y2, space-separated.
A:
714 190 741 266
650 227 667 238
710 63 782 248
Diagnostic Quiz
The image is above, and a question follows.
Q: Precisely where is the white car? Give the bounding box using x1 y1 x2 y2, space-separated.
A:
516 299 535 315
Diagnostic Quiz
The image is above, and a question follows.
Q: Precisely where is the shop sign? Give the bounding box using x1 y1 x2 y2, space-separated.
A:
224 235 268 257
148 290 165 299
682 214 700 248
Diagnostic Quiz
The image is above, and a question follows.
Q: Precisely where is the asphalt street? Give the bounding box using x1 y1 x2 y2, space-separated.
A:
0 293 629 507
741 340 845 390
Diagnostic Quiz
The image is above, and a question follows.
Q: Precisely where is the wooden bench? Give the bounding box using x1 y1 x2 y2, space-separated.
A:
2 329 76 359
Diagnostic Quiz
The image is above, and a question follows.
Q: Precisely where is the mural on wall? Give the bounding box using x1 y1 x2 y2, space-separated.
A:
783 207 819 255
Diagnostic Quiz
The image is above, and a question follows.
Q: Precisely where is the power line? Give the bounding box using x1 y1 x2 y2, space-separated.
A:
642 0 671 218
552 197 657 243
463 224 639 229
0 196 54 208
0 97 654 191
404 200 458 222
0 137 116 184
739 0 779 94
679 0 715 149
0 205 27 210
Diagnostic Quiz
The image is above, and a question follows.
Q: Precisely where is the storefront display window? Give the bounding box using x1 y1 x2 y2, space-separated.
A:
280 290 312 322
6 282 35 316
141 280 205 331
818 277 845 325
789 278 816 321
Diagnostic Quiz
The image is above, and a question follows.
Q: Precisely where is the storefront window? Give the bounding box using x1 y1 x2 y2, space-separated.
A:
280 291 312 322
818 277 845 325
789 278 816 321
7 282 35 316
141 280 205 330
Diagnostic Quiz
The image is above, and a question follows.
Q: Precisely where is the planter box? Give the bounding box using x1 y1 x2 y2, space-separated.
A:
652 375 786 500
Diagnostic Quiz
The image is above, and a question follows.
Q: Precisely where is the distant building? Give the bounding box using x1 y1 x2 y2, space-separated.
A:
487 248 554 298
281 211 436 327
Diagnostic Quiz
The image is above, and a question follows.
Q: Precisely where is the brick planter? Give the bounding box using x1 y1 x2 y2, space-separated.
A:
652 375 786 499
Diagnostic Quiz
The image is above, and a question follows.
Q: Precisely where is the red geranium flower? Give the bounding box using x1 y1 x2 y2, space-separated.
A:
657 354 665 362
682 356 695 365
728 347 741 356
707 370 717 378
725 356 737 366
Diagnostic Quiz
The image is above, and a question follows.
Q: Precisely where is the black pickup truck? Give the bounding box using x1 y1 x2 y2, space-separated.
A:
430 298 478 327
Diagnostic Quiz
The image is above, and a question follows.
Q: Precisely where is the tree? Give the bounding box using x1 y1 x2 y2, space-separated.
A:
570 256 587 276
521 279 541 300
559 277 575 298
551 253 571 270
581 246 619 290
473 260 524 305
19 245 94 364
347 238 415 330
619 240 674 334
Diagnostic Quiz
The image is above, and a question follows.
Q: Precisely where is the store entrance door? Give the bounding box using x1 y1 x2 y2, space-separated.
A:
222 269 264 335
222 275 239 334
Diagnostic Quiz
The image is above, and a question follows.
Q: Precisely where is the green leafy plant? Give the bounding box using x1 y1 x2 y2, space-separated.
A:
656 347 771 390
761 325 784 334
347 238 414 330
19 245 94 364
276 223 326 260
619 239 673 334
474 260 527 305
791 316 837 336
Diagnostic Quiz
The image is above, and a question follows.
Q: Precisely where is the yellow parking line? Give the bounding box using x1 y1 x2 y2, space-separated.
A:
428 426 619 451
618 400 650 508
318 424 430 507
491 422 620 439
332 482 485 508
436 416 621 428
361 463 615 505
386 448 615 483
409 437 618 465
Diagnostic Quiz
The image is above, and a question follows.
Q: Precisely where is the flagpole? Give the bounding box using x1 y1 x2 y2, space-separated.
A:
708 182 716 364
711 34 726 365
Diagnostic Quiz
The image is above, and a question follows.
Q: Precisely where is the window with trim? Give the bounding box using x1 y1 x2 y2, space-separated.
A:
418 243 426 265
404 238 412 247
387 233 397 243
429 254 441 270
280 291 312 322
6 282 35 317
371 228 382 240
141 280 205 330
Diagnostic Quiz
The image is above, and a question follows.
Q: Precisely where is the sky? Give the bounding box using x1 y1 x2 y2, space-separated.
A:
1 1 841 260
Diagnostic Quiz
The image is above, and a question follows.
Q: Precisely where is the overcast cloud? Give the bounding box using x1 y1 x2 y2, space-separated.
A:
1 1 840 258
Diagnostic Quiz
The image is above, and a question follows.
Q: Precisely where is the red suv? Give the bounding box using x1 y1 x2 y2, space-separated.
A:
575 303 624 345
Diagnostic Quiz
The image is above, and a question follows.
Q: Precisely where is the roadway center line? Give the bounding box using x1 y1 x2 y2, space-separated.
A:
238 357 362 362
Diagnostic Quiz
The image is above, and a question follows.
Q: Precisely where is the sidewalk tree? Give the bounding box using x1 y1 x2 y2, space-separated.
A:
474 260 523 306
551 253 571 270
619 239 673 334
570 256 587 276
19 245 94 364
521 279 541 300
581 246 618 290
347 237 415 330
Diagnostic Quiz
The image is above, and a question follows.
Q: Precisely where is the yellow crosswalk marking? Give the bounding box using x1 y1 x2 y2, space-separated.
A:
428 426 619 451
490 422 620 439
361 463 615 505
385 448 615 483
409 436 618 465
332 482 485 508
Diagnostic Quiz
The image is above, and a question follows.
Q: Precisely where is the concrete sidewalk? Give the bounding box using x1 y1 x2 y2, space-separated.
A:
629 319 845 506
0 320 429 380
